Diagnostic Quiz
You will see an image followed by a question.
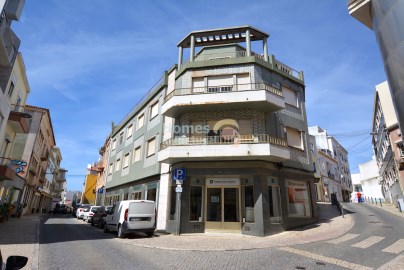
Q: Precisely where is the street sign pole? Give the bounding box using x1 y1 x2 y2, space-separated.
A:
173 168 186 236
175 188 181 236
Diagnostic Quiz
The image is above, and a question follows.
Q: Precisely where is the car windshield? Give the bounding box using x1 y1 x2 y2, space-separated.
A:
91 207 100 213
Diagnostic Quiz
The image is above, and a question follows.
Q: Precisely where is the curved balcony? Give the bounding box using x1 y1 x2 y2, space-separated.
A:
158 134 290 163
161 83 285 117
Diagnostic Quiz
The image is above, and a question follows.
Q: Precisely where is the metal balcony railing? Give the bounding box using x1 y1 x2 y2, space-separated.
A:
160 134 288 150
164 82 283 103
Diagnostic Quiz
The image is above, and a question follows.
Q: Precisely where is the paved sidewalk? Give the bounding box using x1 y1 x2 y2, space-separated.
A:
0 213 41 270
362 201 404 218
120 203 354 251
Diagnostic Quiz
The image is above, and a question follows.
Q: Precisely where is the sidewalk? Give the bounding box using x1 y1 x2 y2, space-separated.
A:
121 203 354 251
0 213 41 270
362 201 404 218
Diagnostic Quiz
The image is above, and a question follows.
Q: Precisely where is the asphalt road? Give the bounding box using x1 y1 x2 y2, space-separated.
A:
38 204 403 270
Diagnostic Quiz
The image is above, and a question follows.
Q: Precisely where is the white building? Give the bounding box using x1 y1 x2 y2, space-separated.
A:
351 157 383 202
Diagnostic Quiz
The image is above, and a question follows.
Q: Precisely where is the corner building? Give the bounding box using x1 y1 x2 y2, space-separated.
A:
159 26 318 236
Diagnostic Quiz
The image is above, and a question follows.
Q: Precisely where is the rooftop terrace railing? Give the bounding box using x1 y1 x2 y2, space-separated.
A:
164 82 282 103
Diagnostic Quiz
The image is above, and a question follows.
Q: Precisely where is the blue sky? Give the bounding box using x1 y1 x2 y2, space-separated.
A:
13 0 386 191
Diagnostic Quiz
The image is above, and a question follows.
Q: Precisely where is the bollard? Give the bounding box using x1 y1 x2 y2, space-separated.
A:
376 198 378 205
371 197 373 204
379 198 382 207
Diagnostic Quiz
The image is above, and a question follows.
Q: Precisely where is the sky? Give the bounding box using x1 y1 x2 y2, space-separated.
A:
12 0 386 191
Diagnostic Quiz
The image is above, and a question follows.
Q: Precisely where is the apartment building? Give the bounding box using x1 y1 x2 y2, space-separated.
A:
371 81 404 205
0 53 30 215
351 157 383 202
94 135 110 206
19 105 56 215
348 0 404 141
105 26 318 236
81 165 97 204
309 126 353 202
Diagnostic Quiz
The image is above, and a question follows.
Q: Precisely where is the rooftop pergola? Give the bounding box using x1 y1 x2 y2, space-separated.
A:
177 26 270 67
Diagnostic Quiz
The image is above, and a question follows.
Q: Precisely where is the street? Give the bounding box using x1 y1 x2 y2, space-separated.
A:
35 203 404 270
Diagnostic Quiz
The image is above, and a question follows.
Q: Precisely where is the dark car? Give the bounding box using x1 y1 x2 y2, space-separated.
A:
53 203 67 214
91 206 112 228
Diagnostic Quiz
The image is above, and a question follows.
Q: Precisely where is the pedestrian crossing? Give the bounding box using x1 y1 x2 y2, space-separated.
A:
327 234 404 254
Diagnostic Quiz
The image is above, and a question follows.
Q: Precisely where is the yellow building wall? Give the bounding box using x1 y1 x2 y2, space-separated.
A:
82 174 97 204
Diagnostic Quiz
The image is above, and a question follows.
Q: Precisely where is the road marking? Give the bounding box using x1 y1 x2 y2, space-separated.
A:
377 255 404 270
327 233 359 244
382 239 404 254
280 247 373 270
351 236 385 249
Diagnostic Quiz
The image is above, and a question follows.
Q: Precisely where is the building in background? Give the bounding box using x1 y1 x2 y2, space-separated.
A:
371 81 404 205
94 135 111 206
309 126 353 202
104 26 318 236
0 52 30 216
348 0 404 141
81 165 97 204
351 157 383 202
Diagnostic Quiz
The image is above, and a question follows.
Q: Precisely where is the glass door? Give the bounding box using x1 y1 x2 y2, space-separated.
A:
268 185 282 223
205 187 240 232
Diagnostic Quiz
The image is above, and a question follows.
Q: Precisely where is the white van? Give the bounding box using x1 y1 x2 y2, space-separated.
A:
103 200 156 238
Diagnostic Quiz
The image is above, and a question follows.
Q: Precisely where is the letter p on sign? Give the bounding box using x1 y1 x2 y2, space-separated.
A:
173 168 186 183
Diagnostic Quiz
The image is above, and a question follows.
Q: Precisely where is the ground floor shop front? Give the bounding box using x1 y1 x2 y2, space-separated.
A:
164 161 318 237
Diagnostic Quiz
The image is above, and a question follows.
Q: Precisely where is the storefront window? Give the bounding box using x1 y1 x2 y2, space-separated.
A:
286 180 311 217
132 191 142 200
147 188 157 201
169 185 176 220
190 186 202 221
123 193 128 200
268 185 282 223
242 185 254 222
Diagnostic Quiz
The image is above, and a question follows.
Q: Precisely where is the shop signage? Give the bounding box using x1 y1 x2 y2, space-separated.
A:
286 180 307 189
206 178 240 186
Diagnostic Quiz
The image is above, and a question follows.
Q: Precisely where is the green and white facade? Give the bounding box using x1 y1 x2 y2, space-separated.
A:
105 26 318 236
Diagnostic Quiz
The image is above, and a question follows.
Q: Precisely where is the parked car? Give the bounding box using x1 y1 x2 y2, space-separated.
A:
53 203 67 214
76 204 91 219
104 200 155 238
82 206 100 223
91 205 112 228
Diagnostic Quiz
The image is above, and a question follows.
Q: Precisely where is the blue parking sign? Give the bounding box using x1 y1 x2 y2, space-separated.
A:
173 168 186 182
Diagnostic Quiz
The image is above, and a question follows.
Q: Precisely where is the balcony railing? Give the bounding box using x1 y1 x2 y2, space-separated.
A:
160 134 288 150
274 60 300 79
164 82 282 103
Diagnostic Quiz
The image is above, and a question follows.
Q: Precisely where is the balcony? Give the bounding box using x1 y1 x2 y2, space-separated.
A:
162 83 285 117
97 160 105 171
0 16 21 66
55 172 66 182
158 134 290 163
347 0 372 29
8 105 31 134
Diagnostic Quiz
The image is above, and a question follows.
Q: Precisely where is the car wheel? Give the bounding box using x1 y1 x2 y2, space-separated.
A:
146 232 153 238
117 224 125 238
104 223 109 233
87 218 91 223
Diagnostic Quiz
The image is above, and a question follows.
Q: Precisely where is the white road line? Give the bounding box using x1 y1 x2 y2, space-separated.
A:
351 236 385 249
382 239 404 254
280 247 373 270
327 233 360 244
377 255 404 270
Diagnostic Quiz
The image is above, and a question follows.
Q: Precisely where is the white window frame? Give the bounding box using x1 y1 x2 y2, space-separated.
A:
127 124 133 139
115 159 121 172
150 102 159 120
108 163 113 175
112 139 117 150
146 137 156 157
137 114 145 130
133 146 141 163
123 153 130 168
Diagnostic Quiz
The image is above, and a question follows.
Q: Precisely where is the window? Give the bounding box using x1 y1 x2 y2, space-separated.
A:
133 146 141 163
150 102 159 120
192 77 205 93
268 184 282 223
146 137 156 157
286 180 311 217
119 132 124 145
147 187 157 201
7 81 15 98
115 159 121 172
236 73 250 91
127 124 133 139
132 191 142 200
242 185 254 222
108 163 113 175
123 153 130 168
238 119 253 136
137 114 144 130
189 186 202 221
112 139 117 150
207 75 233 92
286 127 303 149
282 86 298 107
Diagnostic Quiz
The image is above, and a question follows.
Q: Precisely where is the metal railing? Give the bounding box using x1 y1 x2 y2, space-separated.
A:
160 134 288 150
164 82 282 103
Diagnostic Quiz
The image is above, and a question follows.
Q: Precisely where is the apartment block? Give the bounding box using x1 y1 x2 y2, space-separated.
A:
104 26 318 236
309 126 353 202
371 81 404 205
351 157 383 202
